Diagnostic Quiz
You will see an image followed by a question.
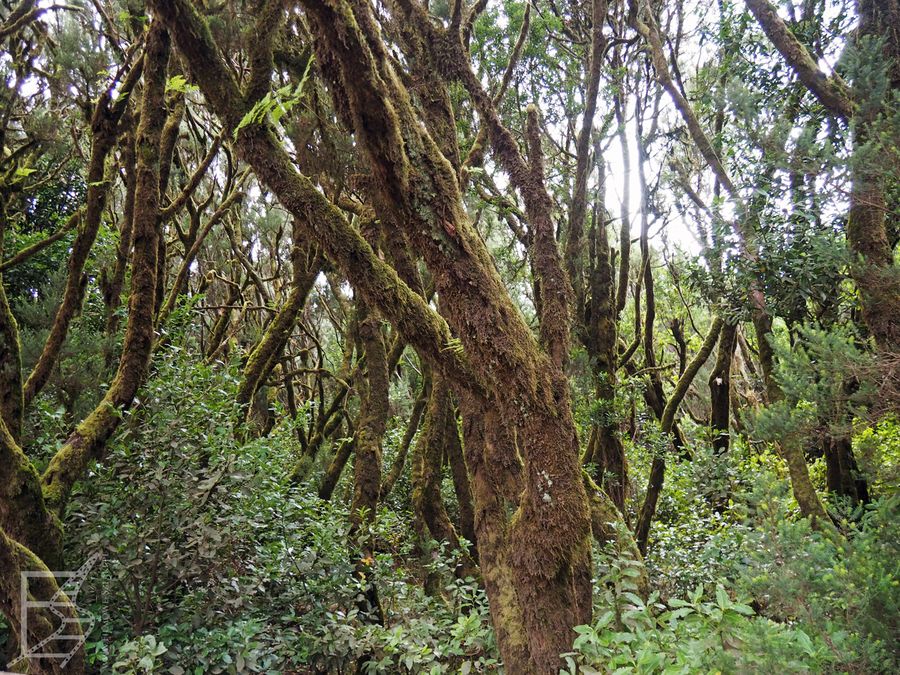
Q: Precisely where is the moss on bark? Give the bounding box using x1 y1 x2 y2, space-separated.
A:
0 527 84 674
40 23 170 515
153 1 593 669
0 233 23 441
23 58 144 407
411 375 478 579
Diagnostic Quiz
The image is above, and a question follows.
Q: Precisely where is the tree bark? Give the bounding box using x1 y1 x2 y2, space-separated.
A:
411 374 478 579
634 317 723 554
709 321 738 454
102 121 137 336
40 24 169 515
23 59 143 407
154 3 593 669
0 197 23 442
584 215 628 512
0 527 84 675
349 305 389 624
445 401 477 554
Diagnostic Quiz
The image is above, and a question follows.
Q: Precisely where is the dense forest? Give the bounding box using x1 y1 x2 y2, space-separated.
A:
0 0 898 672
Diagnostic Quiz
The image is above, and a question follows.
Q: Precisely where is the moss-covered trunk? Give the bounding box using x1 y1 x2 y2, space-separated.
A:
0 527 84 674
582 208 627 512
444 401 477 553
23 60 143 407
0 197 23 442
349 306 389 624
153 2 593 669
783 437 831 524
0 418 61 568
411 375 478 579
102 121 137 337
459 401 531 670
40 23 169 515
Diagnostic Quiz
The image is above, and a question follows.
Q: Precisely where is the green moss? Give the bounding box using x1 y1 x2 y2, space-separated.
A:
0 265 23 440
0 418 62 566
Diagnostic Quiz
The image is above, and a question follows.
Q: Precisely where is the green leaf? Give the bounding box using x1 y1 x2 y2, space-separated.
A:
690 584 704 603
716 586 730 609
664 607 694 621
232 55 314 139
166 74 189 93
595 610 615 629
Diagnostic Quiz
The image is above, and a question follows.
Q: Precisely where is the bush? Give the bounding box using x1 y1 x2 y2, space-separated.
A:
63 345 498 673
564 582 829 674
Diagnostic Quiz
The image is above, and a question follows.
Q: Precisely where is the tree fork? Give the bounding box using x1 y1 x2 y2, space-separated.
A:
635 316 724 554
23 56 144 407
40 23 170 515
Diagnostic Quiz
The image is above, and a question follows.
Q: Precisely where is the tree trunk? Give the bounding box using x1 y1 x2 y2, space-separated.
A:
824 433 869 506
23 59 143 407
848 1 900 352
445 401 478 554
745 0 900 351
318 436 354 501
102 123 137 337
635 317 723 554
381 380 428 497
411 375 478 579
40 23 169 515
349 306 389 624
204 280 243 361
709 321 738 454
0 197 23 442
0 528 85 675
154 3 593 669
584 219 628 513
235 234 319 432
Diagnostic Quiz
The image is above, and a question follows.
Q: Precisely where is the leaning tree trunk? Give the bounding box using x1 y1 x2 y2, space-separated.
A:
411 374 478 579
23 59 143 407
0 527 85 675
0 23 170 675
40 23 169 516
152 2 594 670
635 317 723 554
